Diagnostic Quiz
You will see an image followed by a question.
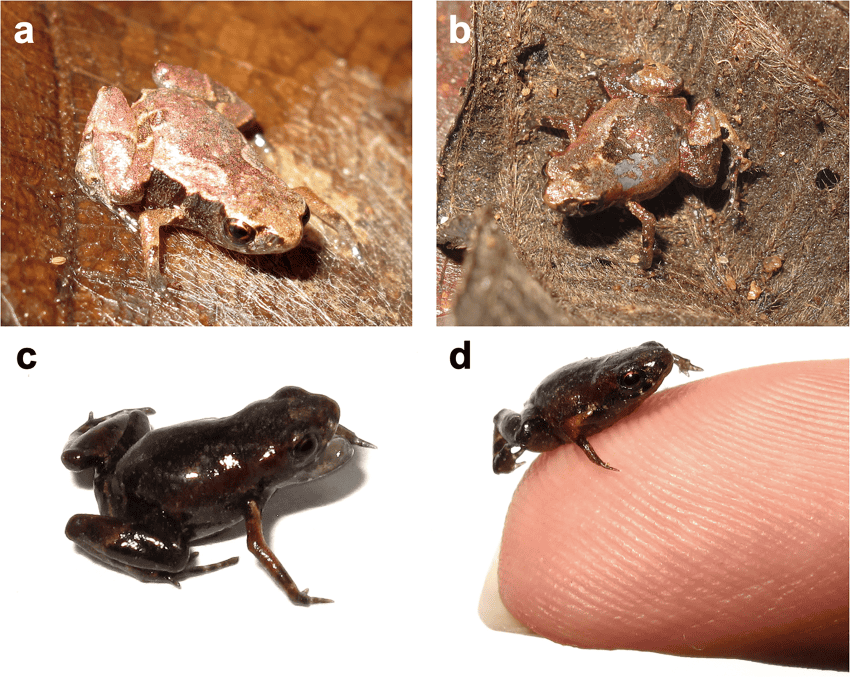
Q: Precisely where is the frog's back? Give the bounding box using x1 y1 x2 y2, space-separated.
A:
135 88 247 164
116 418 271 516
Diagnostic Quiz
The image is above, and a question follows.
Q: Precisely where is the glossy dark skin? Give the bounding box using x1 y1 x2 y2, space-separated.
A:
63 386 375 605
493 342 701 474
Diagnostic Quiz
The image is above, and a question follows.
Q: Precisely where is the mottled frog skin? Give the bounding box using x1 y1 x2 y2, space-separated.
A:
493 342 701 473
542 61 750 269
76 63 361 292
63 386 375 605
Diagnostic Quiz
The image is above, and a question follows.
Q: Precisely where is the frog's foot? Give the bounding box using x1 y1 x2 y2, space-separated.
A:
70 407 156 437
576 437 619 472
177 555 240 581
292 588 334 606
671 353 703 375
493 435 526 474
493 447 526 474
124 553 239 588
146 271 177 299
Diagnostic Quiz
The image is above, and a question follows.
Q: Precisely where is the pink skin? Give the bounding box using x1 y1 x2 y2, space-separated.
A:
499 359 848 670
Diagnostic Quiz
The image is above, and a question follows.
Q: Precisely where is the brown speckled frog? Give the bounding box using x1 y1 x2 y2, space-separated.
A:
62 387 376 604
493 342 702 474
542 61 750 269
76 63 356 293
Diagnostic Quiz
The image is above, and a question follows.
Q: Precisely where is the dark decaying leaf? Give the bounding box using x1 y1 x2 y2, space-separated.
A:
437 1 848 325
2 2 411 325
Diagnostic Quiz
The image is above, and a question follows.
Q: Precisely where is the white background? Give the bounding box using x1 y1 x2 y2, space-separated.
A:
1 2 847 676
2 327 845 676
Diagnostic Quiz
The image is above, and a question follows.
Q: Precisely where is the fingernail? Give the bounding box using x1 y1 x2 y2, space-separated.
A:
477 548 537 636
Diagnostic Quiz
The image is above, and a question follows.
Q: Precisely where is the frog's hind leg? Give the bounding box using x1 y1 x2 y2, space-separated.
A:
78 86 153 205
687 101 751 225
178 552 240 583
65 514 199 587
243 499 333 605
151 62 255 129
717 119 751 226
492 409 526 474
492 434 526 474
62 408 155 473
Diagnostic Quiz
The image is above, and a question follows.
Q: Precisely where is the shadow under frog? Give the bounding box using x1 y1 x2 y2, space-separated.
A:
62 387 375 605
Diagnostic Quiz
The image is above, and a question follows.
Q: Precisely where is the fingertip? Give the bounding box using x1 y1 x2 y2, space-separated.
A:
478 549 536 636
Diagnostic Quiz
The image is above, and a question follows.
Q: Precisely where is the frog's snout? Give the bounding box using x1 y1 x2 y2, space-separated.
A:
315 436 356 475
543 177 590 216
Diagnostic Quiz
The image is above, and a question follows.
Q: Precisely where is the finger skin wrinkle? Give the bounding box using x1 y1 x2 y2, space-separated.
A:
499 360 848 667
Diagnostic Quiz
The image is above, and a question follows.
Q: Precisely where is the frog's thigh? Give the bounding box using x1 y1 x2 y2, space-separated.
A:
88 87 152 204
66 514 190 575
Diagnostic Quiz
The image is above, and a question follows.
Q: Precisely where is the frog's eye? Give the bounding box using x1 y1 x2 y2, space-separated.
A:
618 369 646 389
292 434 319 461
300 205 311 227
225 219 256 245
580 200 599 213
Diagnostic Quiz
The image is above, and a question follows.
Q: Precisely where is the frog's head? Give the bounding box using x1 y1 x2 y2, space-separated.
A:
254 387 374 486
542 155 620 217
575 341 677 435
217 186 310 255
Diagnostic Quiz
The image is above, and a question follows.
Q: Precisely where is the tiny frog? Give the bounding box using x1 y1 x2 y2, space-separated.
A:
62 387 376 605
493 341 701 474
76 63 354 292
542 61 750 269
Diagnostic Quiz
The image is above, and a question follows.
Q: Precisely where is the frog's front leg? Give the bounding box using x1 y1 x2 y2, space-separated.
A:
76 86 153 206
625 200 657 270
62 408 155 473
573 435 619 472
139 206 186 293
243 499 332 605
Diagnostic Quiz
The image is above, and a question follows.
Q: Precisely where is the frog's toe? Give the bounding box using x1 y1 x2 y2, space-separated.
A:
493 447 526 474
296 589 334 605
